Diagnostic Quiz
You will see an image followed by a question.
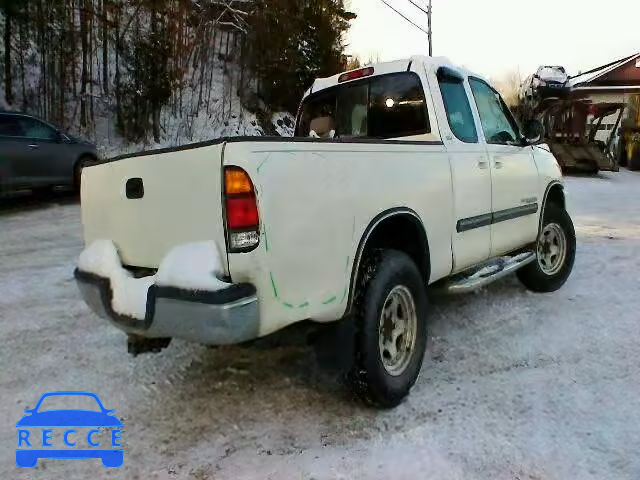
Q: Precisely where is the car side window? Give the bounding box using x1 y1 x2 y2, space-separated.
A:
437 68 478 143
17 117 58 141
469 78 520 145
0 115 25 137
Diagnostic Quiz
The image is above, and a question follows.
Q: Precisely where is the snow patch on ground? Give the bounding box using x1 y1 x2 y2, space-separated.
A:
78 240 229 319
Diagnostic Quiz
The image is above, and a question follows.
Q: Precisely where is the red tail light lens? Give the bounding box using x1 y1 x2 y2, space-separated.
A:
224 166 260 252
226 196 259 229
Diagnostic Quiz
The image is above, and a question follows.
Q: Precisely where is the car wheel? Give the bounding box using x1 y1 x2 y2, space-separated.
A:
101 450 124 468
517 203 576 293
348 249 428 408
15 450 38 468
74 156 93 192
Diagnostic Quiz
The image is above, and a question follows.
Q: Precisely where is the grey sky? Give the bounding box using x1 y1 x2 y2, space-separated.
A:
346 0 639 80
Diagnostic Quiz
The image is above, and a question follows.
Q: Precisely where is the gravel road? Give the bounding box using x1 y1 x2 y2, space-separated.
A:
1 171 639 479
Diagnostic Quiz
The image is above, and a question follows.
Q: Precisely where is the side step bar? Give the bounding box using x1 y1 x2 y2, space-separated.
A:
443 252 536 295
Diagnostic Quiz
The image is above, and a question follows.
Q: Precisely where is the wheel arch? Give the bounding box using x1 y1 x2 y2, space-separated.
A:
539 181 566 232
73 152 98 186
346 207 431 314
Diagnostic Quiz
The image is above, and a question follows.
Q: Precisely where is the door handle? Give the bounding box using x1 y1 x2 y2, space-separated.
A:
477 160 489 169
27 144 40 149
494 160 503 169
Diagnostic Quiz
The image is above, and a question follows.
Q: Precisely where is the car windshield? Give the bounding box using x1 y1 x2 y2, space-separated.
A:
37 395 101 412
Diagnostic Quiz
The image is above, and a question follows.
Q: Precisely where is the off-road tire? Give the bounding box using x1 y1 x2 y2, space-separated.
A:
517 203 576 292
348 249 428 408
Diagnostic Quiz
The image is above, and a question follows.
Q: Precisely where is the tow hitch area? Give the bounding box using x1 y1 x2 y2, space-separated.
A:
126 335 171 356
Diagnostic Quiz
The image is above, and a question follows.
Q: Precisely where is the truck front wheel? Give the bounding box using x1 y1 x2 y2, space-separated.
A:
517 203 576 292
349 250 428 408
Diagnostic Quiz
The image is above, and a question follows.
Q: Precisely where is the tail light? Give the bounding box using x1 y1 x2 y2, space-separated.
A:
224 167 260 252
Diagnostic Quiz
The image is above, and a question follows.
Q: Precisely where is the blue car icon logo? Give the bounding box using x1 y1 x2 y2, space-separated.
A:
16 391 123 468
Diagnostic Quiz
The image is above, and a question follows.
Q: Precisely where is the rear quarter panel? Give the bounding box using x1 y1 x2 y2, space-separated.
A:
224 140 453 336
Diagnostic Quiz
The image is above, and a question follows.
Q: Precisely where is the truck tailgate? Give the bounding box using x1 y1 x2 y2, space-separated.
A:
80 143 227 270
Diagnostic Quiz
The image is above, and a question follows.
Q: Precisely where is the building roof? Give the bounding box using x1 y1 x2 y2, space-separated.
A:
568 53 640 90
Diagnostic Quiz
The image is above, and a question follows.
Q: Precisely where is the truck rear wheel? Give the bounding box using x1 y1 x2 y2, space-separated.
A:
349 249 428 408
517 203 575 292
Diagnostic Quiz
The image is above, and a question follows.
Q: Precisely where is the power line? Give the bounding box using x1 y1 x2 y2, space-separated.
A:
378 0 429 36
406 0 429 15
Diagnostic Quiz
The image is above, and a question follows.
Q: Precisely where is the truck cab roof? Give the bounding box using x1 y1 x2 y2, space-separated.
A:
306 55 489 98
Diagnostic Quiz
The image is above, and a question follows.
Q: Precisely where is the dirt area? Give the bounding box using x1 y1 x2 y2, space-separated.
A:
1 171 639 479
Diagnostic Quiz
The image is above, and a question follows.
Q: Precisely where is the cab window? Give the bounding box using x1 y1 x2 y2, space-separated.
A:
296 72 430 139
469 78 520 145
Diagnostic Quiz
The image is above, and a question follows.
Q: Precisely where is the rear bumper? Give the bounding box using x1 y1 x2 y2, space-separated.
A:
75 269 260 345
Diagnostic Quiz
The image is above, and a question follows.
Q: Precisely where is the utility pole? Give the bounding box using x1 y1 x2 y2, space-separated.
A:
427 0 433 56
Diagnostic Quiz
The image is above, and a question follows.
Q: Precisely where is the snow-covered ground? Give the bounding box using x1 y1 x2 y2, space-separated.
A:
0 171 639 479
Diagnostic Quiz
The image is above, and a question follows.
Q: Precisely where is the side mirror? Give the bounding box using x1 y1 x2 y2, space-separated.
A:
523 119 544 144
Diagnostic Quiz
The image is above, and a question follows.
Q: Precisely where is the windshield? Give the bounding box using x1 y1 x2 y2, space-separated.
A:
296 72 430 139
36 395 102 412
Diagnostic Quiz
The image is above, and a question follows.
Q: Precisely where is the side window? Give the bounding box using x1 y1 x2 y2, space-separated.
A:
18 117 58 141
437 70 478 143
0 115 25 137
368 73 430 138
469 78 520 145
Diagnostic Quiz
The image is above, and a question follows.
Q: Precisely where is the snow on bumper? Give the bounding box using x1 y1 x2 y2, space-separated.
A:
74 240 259 345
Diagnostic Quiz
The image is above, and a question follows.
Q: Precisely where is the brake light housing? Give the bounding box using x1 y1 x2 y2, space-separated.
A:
338 67 374 83
224 166 260 252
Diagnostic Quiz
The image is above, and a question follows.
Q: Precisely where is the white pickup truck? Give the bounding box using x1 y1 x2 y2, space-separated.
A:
75 56 575 407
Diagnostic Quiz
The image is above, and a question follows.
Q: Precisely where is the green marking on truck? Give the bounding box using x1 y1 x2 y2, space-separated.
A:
339 286 348 304
269 272 279 299
263 226 270 252
322 295 337 305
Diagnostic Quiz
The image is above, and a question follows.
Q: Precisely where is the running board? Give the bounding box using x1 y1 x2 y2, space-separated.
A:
442 252 536 294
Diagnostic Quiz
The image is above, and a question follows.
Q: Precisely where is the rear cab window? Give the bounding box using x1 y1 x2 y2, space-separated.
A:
296 72 430 139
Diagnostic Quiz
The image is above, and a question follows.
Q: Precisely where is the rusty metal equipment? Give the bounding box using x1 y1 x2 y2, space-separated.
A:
617 95 640 170
538 99 623 173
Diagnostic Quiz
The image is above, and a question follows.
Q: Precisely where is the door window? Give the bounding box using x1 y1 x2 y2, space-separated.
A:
0 115 25 137
437 70 478 143
17 117 58 141
469 78 520 145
